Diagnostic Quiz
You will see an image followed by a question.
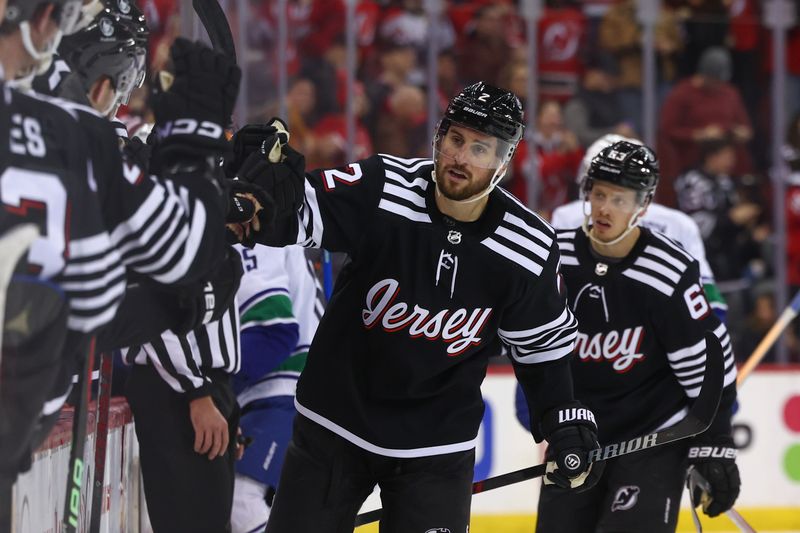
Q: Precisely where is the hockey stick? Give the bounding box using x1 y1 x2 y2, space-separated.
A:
63 337 97 532
0 224 39 395
686 466 755 533
192 0 236 61
354 332 725 528
88 351 113 533
736 290 800 387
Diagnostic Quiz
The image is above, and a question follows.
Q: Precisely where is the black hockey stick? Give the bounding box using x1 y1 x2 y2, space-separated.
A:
88 351 113 533
63 337 97 532
354 331 724 528
192 0 236 62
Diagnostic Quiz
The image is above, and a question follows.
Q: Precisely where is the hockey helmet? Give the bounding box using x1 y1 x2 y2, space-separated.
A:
584 140 659 204
60 7 147 107
576 134 641 187
3 0 83 35
433 82 525 202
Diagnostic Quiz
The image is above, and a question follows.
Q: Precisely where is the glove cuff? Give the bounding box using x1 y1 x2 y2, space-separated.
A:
688 434 737 462
540 401 598 441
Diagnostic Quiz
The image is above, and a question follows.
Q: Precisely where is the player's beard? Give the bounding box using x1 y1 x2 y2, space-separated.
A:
435 162 493 201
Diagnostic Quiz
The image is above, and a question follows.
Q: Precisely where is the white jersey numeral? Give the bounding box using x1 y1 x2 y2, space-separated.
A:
683 283 710 320
1 167 67 277
322 163 363 191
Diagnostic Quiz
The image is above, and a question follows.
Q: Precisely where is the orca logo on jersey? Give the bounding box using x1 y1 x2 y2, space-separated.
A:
362 278 492 356
574 327 645 373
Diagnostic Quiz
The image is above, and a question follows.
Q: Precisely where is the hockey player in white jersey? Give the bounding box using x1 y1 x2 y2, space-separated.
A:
551 134 728 320
230 245 324 533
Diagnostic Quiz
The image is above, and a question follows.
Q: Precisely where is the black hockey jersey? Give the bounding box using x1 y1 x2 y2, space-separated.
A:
556 227 737 443
263 154 579 456
51 99 227 288
0 83 124 334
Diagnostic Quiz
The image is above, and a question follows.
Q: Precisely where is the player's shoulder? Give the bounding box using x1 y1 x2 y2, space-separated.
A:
645 203 700 234
479 188 558 278
376 153 434 183
550 200 585 229
621 228 700 298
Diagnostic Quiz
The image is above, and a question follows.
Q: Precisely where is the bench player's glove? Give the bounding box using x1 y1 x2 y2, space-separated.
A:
150 38 240 171
172 246 244 335
225 178 275 248
228 119 306 219
687 434 740 517
539 402 603 492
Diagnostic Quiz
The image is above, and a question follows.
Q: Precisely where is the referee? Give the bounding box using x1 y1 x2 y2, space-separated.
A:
125 299 243 533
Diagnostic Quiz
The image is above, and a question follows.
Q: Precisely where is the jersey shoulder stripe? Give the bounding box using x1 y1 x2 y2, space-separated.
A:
481 196 556 277
621 233 696 297
377 154 433 224
555 229 579 266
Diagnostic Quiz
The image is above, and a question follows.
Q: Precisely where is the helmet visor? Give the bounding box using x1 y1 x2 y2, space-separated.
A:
434 120 514 171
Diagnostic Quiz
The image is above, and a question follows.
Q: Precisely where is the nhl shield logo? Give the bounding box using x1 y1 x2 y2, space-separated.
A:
611 486 640 512
595 262 608 276
447 230 462 245
117 0 132 14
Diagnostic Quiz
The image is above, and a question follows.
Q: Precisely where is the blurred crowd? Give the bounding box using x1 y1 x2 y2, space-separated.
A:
128 0 800 362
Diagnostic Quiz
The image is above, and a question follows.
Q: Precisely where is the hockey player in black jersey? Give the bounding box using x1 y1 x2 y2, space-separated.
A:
527 140 740 532
232 82 602 532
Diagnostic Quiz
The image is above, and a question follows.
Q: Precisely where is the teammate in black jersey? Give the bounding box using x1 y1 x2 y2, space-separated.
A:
527 140 740 532
231 83 602 532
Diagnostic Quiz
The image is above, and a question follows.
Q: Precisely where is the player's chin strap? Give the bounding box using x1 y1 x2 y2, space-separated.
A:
430 165 506 205
686 466 755 533
581 198 646 247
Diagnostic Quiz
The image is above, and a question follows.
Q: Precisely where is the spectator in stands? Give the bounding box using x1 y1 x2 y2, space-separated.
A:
784 112 800 295
674 138 762 284
309 79 373 169
457 4 518 87
364 39 419 139
507 100 583 216
373 84 428 158
658 46 753 201
537 0 586 103
735 283 800 363
598 0 683 134
379 0 455 86
676 0 730 78
562 53 636 147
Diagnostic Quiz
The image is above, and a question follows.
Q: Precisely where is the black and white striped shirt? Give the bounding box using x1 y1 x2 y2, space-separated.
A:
125 303 241 397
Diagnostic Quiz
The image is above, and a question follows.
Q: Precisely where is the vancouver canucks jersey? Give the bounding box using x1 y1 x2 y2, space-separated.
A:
261 154 579 457
556 227 737 443
234 245 324 409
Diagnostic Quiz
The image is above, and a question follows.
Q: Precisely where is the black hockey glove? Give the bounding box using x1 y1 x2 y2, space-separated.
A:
225 178 275 248
172 246 244 335
539 402 603 492
228 120 306 219
150 38 240 171
687 434 740 517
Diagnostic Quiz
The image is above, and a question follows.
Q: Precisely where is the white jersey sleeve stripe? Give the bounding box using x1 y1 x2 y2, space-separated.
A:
622 269 675 296
643 245 688 272
633 257 682 283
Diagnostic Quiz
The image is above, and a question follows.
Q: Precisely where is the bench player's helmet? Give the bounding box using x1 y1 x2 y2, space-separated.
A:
2 0 83 71
59 1 148 114
433 81 525 202
581 140 660 245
